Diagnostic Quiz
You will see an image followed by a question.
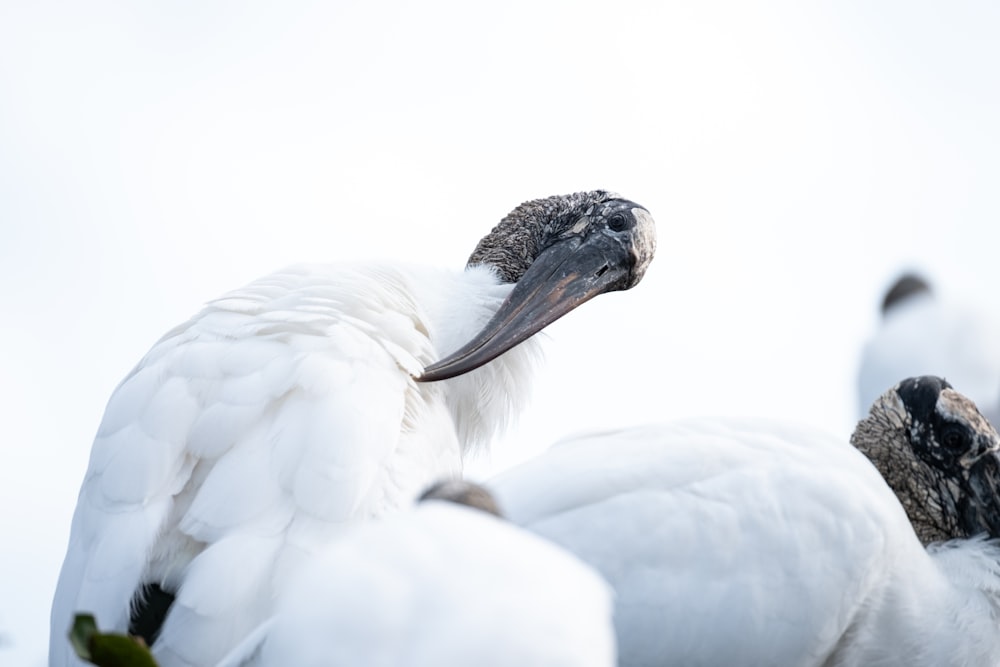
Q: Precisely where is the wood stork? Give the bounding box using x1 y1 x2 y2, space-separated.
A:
50 190 656 667
858 272 1000 425
214 481 616 667
488 376 1000 666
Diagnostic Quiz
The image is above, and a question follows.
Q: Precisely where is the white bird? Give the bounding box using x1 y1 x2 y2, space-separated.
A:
488 376 1000 666
215 481 616 667
858 272 1000 425
50 190 656 667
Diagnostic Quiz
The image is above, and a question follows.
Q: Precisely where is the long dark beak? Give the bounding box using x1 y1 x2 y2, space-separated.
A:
417 230 635 382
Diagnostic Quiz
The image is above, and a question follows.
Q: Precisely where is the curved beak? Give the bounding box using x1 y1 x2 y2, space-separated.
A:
417 230 636 382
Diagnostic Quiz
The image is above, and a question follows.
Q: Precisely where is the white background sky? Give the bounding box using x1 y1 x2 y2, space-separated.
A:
2 2 999 665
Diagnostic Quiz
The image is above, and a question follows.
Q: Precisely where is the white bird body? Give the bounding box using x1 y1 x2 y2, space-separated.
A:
488 415 1000 666
216 501 617 667
50 190 657 667
858 282 1000 424
51 262 538 667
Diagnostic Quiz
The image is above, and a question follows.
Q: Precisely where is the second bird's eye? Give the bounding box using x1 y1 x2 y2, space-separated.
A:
940 424 968 452
608 212 629 232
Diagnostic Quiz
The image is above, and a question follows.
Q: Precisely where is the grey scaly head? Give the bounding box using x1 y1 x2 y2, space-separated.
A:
853 375 1000 544
419 190 656 381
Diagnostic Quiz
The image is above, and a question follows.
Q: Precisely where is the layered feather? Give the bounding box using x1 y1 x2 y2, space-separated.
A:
50 262 541 667
215 502 616 667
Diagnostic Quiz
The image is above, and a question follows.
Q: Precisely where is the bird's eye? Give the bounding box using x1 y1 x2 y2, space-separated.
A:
940 424 969 452
608 212 630 232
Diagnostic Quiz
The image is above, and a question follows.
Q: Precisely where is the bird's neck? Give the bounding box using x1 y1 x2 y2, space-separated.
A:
843 538 1000 664
416 265 544 455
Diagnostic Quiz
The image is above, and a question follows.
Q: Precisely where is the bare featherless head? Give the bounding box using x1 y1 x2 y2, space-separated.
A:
420 190 655 382
852 376 1000 545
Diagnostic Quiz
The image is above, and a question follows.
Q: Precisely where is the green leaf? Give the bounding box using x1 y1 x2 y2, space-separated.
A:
69 614 98 661
69 614 160 667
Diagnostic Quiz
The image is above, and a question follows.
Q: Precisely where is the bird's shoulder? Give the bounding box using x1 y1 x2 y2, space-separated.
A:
83 263 451 507
492 417 900 528
489 417 914 665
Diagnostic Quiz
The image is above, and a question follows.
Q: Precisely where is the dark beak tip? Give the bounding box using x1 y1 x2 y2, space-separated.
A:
413 368 437 383
414 369 438 383
415 360 471 383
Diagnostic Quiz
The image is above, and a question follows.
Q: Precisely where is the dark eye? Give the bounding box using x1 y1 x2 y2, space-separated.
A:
940 424 969 451
608 212 630 232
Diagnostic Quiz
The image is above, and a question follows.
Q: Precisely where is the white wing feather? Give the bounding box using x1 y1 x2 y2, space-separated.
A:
50 263 497 667
216 503 617 667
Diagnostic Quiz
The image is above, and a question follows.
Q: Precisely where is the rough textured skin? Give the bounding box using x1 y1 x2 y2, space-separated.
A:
468 190 655 287
852 376 1000 545
469 191 616 282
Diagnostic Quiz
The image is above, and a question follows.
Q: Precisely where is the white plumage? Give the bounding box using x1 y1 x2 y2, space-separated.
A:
49 191 656 667
858 273 1000 424
52 263 529 667
215 500 617 667
488 378 1000 666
